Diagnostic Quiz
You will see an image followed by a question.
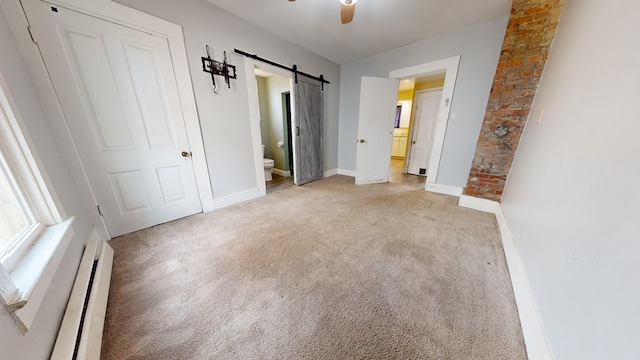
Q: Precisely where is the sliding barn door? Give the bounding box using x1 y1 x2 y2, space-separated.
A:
294 76 324 185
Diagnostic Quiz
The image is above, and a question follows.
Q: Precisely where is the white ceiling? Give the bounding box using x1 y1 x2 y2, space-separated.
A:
205 0 512 64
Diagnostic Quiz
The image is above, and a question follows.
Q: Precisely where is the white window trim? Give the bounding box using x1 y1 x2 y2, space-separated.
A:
0 69 74 333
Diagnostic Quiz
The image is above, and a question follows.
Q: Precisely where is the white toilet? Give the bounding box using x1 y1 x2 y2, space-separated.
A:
262 145 274 181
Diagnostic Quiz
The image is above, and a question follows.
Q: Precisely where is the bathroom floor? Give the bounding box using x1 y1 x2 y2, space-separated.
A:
266 174 295 194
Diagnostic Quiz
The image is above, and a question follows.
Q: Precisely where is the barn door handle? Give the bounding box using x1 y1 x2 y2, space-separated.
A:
296 126 299 136
181 151 192 157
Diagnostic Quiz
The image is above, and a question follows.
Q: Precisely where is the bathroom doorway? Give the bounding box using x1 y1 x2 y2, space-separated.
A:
254 67 295 194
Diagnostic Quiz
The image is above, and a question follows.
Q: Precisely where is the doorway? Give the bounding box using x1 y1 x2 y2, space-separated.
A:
354 56 460 190
24 3 209 237
388 74 444 187
254 68 295 194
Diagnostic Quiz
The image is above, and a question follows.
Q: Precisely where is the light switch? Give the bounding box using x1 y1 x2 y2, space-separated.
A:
536 109 544 124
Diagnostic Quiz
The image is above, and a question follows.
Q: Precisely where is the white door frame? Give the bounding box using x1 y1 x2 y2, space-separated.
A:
405 87 443 175
389 56 460 192
243 58 295 196
3 0 214 239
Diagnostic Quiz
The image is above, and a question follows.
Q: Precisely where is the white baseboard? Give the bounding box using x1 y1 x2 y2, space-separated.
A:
273 168 291 177
213 187 261 209
337 168 356 177
324 168 338 177
458 195 553 360
426 182 464 197
458 194 500 213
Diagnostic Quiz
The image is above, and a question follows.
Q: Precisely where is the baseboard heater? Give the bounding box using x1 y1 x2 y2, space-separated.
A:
51 236 114 360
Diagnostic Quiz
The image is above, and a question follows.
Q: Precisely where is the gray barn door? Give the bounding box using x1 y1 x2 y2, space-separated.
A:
294 76 324 185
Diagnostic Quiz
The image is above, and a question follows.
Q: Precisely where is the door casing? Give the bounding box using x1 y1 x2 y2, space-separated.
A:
389 56 460 191
243 58 295 196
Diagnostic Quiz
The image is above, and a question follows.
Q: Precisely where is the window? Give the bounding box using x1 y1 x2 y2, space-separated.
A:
0 71 74 333
0 154 44 272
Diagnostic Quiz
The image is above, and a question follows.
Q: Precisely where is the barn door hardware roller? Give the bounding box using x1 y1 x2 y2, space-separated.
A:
202 45 237 94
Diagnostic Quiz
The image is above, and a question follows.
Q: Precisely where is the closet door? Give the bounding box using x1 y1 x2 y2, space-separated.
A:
294 76 323 185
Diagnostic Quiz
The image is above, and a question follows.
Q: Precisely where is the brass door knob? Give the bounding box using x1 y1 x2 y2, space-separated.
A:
181 151 192 157
358 139 366 143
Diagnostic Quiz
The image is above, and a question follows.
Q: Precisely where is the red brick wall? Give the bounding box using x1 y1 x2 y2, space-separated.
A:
464 0 564 200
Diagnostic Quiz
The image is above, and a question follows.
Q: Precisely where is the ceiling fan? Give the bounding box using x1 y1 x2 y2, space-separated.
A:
288 0 358 25
340 0 358 24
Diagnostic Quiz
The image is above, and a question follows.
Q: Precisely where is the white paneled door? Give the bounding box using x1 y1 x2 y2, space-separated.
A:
355 76 399 185
407 90 442 176
30 5 202 236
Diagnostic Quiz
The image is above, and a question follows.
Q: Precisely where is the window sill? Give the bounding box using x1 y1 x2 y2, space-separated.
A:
1 217 75 333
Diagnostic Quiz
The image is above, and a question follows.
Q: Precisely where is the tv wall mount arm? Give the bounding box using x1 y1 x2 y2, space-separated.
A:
201 45 237 94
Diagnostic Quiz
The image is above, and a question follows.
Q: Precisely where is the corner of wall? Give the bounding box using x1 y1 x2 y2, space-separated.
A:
458 195 554 360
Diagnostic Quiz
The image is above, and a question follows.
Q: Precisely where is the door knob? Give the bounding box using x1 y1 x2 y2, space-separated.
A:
412 141 416 144
358 139 366 143
181 151 192 157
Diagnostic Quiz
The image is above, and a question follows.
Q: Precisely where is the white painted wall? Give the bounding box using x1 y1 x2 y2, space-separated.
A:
337 15 508 187
0 5 92 359
115 0 340 197
256 76 270 157
501 1 640 358
397 100 411 128
265 75 291 171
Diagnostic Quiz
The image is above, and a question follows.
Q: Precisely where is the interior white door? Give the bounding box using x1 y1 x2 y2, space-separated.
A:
29 4 202 236
407 90 443 176
355 77 400 185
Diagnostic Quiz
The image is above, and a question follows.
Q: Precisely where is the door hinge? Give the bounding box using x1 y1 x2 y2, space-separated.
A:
27 26 36 44
97 205 103 216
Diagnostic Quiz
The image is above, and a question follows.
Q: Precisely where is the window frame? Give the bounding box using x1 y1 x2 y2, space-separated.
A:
0 69 72 333
0 151 44 272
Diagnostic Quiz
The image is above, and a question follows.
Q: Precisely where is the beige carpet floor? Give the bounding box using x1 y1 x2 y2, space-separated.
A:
101 175 526 359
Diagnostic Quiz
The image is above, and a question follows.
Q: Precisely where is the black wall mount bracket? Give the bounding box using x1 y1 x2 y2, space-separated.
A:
201 45 237 94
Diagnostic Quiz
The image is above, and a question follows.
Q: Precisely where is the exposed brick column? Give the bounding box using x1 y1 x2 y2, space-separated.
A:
464 0 565 201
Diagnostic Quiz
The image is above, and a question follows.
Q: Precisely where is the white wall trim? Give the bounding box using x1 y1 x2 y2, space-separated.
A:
458 195 553 360
458 194 500 213
9 217 75 333
272 168 291 177
323 168 338 177
213 187 261 210
495 206 554 360
244 58 268 198
389 55 461 185
244 58 296 198
426 182 463 197
337 168 356 177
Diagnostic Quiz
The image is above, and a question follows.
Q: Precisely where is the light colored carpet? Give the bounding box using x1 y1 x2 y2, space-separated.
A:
101 175 526 359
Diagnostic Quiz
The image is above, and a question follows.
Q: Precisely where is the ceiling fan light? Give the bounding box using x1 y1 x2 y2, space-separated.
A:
340 0 357 6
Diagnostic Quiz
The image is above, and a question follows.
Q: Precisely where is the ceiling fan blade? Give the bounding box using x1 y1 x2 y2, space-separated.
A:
341 3 356 24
